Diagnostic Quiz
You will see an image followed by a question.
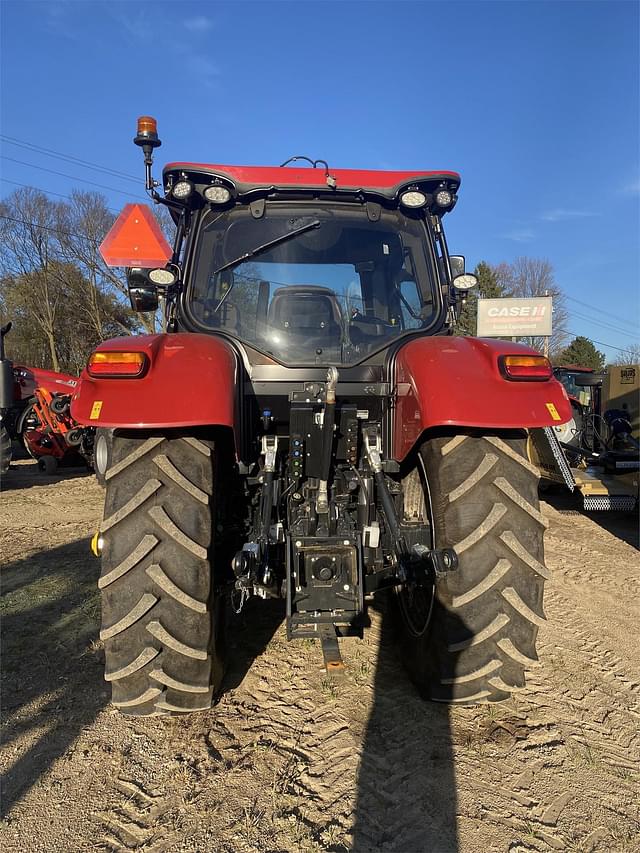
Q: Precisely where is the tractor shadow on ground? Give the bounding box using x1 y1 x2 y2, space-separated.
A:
1 459 91 492
351 600 461 853
222 597 287 692
0 538 107 819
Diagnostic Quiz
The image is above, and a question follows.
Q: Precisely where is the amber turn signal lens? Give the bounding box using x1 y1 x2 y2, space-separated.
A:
499 355 552 381
88 351 147 378
136 116 157 135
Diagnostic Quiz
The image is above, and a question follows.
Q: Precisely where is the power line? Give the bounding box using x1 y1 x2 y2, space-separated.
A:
0 213 102 244
564 294 637 328
567 330 638 355
570 308 637 337
1 156 147 200
0 177 120 212
0 134 141 183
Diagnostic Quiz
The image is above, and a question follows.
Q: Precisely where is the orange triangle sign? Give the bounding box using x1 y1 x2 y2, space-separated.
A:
100 203 173 268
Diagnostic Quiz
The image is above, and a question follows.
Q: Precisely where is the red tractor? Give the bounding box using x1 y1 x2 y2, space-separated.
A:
70 117 571 716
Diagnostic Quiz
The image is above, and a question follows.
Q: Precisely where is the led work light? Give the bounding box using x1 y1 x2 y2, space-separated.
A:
204 185 232 204
172 180 194 199
148 268 177 286
434 189 453 208
399 190 427 208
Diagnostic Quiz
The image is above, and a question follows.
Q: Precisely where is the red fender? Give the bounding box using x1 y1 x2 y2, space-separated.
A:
70 333 238 442
392 337 572 461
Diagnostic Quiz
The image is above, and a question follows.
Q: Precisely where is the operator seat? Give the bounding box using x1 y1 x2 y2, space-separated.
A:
267 286 342 346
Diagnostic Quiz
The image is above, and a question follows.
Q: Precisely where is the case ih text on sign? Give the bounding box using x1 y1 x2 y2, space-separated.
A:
476 297 553 337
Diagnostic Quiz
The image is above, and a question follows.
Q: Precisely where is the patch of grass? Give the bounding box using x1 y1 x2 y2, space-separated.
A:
352 658 371 686
320 821 345 848
484 702 501 720
320 677 338 699
608 826 638 851
565 740 599 767
241 799 266 841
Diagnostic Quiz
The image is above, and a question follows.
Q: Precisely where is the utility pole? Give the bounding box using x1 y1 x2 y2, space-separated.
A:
544 289 550 358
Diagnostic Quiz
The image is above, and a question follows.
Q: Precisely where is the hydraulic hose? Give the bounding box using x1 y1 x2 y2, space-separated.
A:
373 469 407 557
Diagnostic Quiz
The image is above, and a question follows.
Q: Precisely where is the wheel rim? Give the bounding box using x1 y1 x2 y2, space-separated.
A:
396 454 436 638
95 434 109 475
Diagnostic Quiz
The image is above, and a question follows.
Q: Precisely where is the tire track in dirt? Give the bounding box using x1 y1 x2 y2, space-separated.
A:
2 470 640 852
93 777 176 852
448 504 640 852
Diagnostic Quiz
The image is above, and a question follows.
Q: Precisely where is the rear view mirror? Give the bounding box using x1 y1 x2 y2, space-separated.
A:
449 255 466 277
126 268 159 313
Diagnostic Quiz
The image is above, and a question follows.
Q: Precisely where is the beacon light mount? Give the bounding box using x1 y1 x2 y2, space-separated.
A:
134 116 162 193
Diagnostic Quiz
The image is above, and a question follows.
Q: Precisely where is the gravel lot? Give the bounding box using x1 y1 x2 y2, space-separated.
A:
1 460 639 852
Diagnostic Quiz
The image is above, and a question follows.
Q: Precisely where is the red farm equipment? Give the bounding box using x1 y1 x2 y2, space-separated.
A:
70 117 572 716
0 322 92 474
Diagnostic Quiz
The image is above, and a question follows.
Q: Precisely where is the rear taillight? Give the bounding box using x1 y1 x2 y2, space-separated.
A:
499 355 552 381
88 351 147 378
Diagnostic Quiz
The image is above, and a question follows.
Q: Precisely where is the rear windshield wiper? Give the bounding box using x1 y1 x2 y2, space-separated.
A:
211 219 321 312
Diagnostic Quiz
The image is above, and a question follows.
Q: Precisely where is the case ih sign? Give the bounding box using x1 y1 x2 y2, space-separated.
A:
476 297 553 337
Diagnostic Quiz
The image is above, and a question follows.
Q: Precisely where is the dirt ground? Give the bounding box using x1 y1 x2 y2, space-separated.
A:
1 460 639 853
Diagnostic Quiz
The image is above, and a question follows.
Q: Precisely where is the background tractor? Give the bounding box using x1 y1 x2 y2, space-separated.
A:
70 117 571 716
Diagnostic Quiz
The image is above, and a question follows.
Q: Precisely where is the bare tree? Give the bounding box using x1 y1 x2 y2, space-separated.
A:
610 343 640 366
494 257 569 355
0 188 66 370
0 188 139 374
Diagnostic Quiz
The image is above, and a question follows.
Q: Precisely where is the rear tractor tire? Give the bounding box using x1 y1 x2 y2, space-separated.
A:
99 433 225 715
396 432 549 704
0 422 12 474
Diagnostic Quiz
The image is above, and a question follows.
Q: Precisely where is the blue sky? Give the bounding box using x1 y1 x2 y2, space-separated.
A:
1 0 638 359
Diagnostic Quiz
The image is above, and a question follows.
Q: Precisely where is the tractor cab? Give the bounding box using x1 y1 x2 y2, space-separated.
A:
158 161 474 370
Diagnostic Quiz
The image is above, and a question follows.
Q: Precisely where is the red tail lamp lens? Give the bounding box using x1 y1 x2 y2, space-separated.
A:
137 116 157 135
88 352 147 377
499 355 552 381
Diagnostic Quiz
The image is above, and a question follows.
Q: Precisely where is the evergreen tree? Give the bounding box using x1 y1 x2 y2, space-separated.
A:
555 336 605 371
454 261 505 336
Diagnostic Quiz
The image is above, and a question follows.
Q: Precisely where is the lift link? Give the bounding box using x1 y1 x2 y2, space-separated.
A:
363 427 458 586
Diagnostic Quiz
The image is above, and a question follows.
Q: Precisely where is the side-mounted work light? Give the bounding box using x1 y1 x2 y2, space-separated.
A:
148 267 178 286
172 180 194 199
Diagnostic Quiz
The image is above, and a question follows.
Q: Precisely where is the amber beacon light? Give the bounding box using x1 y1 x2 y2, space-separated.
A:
134 115 160 147
498 355 552 381
88 351 148 378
